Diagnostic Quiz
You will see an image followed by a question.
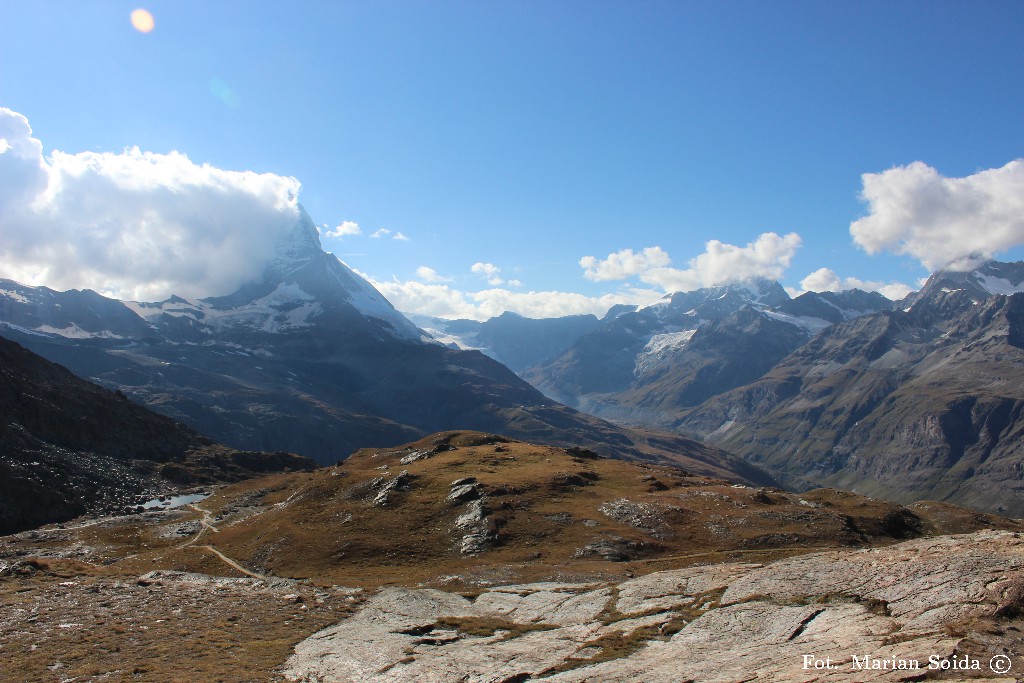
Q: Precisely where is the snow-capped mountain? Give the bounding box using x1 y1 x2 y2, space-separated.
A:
126 208 423 343
901 259 1024 308
1 208 422 345
676 260 1024 516
522 279 891 424
0 208 766 483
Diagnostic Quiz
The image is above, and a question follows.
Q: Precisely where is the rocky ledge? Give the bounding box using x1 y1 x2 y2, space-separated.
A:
285 530 1024 682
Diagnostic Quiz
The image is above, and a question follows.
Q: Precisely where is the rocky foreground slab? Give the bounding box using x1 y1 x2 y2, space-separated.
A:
284 530 1024 682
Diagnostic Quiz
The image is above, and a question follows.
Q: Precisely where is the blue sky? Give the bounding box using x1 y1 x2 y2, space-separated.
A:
2 1 1024 318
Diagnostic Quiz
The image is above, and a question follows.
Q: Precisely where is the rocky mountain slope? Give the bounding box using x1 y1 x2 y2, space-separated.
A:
0 334 314 535
678 261 1024 516
523 281 891 426
0 209 756 483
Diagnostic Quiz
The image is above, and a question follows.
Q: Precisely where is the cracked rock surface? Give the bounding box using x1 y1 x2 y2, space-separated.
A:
285 530 1024 682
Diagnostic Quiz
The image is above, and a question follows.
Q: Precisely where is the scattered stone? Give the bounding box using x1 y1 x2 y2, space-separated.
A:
574 536 648 562
598 499 685 540
454 500 486 531
446 484 480 505
373 472 416 507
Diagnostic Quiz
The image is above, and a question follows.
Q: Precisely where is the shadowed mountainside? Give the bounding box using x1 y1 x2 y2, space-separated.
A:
0 335 315 535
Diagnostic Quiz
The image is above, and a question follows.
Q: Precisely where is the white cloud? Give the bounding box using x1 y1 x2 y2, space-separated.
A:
370 228 391 238
0 108 302 301
580 246 670 282
850 160 1024 271
471 262 505 286
393 231 409 241
365 274 660 321
798 267 913 301
415 266 450 282
323 220 361 238
506 279 523 288
580 232 801 292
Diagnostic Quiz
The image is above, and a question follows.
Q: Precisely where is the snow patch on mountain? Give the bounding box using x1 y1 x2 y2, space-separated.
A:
0 289 29 304
129 283 325 334
635 329 698 376
976 273 1024 296
761 310 832 335
415 325 478 350
125 297 204 321
35 324 126 340
638 297 672 311
816 297 879 320
327 255 419 337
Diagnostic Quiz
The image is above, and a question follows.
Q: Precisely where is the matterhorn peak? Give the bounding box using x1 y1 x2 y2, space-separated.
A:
179 205 422 341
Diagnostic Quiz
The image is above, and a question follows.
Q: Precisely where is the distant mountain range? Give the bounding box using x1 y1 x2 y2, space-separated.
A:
0 209 767 486
0 335 314 535
407 311 601 374
7 203 1024 516
506 280 891 426
417 262 1024 516
676 261 1024 516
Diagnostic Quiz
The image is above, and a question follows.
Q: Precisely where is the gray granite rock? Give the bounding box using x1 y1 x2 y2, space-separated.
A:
285 530 1024 683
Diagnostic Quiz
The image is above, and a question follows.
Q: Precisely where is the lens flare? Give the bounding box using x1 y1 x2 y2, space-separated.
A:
130 8 155 33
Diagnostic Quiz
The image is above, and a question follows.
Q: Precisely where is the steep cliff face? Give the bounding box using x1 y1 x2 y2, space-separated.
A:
677 262 1024 516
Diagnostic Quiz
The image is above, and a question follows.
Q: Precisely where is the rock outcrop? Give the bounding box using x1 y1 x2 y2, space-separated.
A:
285 530 1024 682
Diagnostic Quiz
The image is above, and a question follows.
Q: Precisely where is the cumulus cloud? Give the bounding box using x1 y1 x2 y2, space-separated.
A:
471 262 505 286
851 160 1024 271
323 220 361 238
363 273 660 321
580 232 801 292
0 108 302 301
360 268 659 321
580 247 670 282
370 228 391 238
798 267 912 301
393 231 409 241
415 266 450 283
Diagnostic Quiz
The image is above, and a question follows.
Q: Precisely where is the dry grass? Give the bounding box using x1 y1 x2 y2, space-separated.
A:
1 430 1019 681
0 564 359 683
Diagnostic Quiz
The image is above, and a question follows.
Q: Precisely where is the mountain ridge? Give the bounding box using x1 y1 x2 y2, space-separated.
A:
676 260 1024 515
521 279 892 425
0 210 767 486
